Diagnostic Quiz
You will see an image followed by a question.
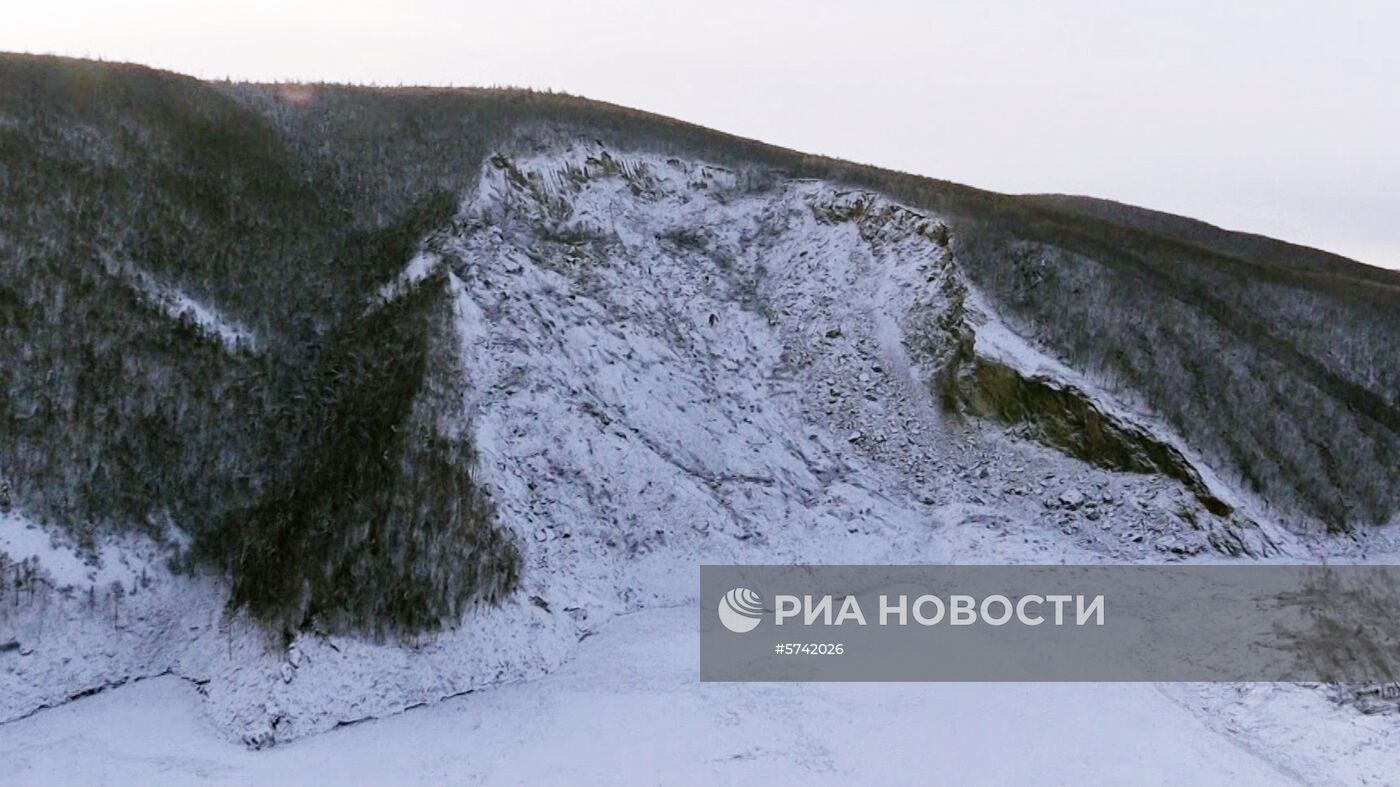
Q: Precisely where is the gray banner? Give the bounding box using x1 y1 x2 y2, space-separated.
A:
700 565 1400 682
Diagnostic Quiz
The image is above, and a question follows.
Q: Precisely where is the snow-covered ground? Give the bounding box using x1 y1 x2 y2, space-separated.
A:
3 142 1398 783
93 254 260 352
0 606 1305 786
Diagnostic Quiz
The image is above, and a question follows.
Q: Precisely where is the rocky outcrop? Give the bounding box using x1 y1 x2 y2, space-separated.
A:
954 355 1232 517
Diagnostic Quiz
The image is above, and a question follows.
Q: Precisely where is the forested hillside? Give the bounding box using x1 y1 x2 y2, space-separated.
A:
2 53 1397 639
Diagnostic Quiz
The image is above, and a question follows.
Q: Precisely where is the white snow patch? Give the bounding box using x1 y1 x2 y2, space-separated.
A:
106 257 258 353
372 251 442 306
0 511 138 589
156 287 257 351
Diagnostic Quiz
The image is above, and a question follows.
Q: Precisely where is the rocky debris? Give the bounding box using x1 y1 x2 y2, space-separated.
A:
1340 683 1400 716
241 702 285 750
1058 489 1086 509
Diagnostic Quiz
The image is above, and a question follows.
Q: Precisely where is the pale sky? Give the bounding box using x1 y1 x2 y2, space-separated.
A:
7 0 1399 269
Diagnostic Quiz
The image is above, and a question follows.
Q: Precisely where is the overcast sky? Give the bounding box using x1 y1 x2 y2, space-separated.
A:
7 0 1399 268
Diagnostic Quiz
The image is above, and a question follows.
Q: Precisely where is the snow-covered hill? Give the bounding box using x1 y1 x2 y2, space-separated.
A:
5 142 1396 784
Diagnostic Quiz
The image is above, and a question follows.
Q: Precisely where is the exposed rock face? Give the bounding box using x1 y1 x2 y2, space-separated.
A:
954 355 1233 517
